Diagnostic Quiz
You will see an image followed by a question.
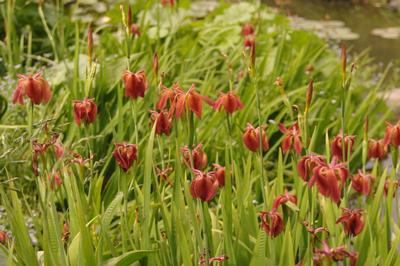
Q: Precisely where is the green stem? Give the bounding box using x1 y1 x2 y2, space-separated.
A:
200 201 210 266
253 74 268 208
28 101 34 138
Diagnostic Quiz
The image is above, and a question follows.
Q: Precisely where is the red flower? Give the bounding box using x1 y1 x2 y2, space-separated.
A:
0 231 7 245
48 171 62 190
272 191 297 211
113 143 138 172
190 169 218 202
351 170 374 196
368 138 387 160
171 84 208 119
244 35 255 48
297 154 326 182
212 163 225 187
181 144 208 170
150 110 172 136
331 134 355 161
313 241 357 266
12 72 52 105
336 208 364 237
242 123 269 152
32 134 58 176
156 85 175 110
213 91 244 114
308 158 348 203
73 98 97 125
259 210 284 238
122 70 148 100
241 23 254 36
384 122 400 147
279 123 302 155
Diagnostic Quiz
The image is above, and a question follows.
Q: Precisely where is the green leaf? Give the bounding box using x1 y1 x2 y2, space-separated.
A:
103 250 155 266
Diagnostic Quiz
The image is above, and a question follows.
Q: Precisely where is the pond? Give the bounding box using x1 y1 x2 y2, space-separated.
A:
263 0 400 65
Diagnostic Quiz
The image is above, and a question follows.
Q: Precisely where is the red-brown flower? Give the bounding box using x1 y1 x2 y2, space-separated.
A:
150 110 172 136
279 123 302 155
297 154 326 182
244 35 255 48
313 241 358 266
156 85 175 110
181 144 208 170
308 158 349 203
171 84 207 119
190 169 218 202
242 123 269 152
213 91 244 114
384 121 400 147
113 143 138 172
32 134 58 176
272 191 297 211
122 70 148 100
212 163 225 187
12 72 52 105
48 171 62 190
259 210 284 238
331 134 355 161
73 98 97 125
336 208 364 237
351 170 374 196
241 23 254 36
0 231 7 245
368 138 387 160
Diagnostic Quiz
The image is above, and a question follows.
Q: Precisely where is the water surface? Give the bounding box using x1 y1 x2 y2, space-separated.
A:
264 0 400 64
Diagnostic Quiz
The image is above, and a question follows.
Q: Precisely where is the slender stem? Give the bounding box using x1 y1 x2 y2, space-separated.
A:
200 201 210 266
132 101 139 145
28 101 34 138
253 75 268 208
